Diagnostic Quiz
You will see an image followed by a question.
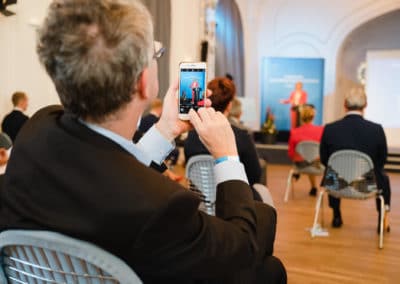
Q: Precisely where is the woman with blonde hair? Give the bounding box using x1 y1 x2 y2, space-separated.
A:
288 104 324 196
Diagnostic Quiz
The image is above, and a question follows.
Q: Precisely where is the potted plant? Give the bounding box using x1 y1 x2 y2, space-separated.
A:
261 107 278 144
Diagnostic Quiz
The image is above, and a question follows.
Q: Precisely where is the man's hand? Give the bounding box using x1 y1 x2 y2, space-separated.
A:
156 80 211 141
155 80 190 141
189 107 238 159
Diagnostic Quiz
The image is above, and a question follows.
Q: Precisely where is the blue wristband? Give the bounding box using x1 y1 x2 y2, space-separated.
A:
214 155 240 165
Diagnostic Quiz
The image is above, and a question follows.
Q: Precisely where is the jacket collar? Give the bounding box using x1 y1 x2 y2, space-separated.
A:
345 110 363 117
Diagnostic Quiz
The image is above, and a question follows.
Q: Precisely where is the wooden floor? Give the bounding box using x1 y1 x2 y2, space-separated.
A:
268 164 400 284
174 163 400 283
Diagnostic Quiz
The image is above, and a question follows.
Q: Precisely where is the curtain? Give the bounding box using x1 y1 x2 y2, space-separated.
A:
215 0 245 97
142 0 171 98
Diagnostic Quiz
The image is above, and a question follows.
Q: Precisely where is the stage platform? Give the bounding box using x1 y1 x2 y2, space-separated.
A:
256 143 400 173
255 143 291 165
386 152 400 173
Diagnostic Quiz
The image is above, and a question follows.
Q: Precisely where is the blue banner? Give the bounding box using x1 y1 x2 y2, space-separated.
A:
261 57 324 130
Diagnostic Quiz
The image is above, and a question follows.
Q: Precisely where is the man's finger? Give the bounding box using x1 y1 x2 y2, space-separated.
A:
165 79 179 100
204 98 212 108
189 109 202 129
197 107 212 122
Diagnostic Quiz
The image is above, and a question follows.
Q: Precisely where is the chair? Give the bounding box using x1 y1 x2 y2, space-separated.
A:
310 150 385 249
284 141 324 202
253 183 275 208
0 230 142 283
186 155 216 215
186 155 276 215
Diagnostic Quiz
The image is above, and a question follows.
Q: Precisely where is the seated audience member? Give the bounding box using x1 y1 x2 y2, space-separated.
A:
229 98 268 185
228 98 252 133
288 105 323 196
0 133 12 189
320 87 391 230
0 133 12 175
137 98 163 135
1 91 29 142
0 1 286 283
185 77 263 201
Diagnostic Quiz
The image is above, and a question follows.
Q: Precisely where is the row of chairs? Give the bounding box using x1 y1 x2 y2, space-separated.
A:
284 141 385 249
186 142 385 249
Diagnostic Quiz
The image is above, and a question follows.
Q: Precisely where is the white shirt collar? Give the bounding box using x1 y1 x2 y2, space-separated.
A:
78 119 152 165
13 107 24 112
346 110 363 116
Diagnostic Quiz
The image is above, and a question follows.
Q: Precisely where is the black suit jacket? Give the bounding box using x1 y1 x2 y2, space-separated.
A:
0 106 277 283
1 110 29 142
139 113 159 133
320 114 387 188
185 126 262 186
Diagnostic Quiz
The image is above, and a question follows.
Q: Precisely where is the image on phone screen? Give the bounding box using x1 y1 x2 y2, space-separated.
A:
179 68 206 114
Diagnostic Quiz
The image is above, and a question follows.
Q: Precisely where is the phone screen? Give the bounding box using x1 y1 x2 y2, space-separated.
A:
179 67 206 114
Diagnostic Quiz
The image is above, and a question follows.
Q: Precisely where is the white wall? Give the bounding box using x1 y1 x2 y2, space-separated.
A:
366 50 400 150
169 0 202 85
0 0 203 119
337 9 400 121
0 0 57 119
235 0 400 127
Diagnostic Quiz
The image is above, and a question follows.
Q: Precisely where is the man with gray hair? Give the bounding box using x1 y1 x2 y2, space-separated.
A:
0 0 286 283
320 87 391 230
228 98 251 133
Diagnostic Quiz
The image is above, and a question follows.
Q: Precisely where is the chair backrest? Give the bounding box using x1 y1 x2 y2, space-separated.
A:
185 155 216 215
295 141 320 163
323 150 378 199
294 141 324 175
0 230 142 284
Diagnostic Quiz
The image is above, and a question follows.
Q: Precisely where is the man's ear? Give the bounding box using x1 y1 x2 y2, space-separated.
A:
0 148 7 165
136 68 150 100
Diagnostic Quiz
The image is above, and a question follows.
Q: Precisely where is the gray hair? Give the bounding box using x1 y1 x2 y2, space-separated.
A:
345 87 367 111
37 0 154 121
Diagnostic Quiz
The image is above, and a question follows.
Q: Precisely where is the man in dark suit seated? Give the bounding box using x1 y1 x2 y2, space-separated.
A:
0 1 286 283
320 87 391 230
1 91 29 142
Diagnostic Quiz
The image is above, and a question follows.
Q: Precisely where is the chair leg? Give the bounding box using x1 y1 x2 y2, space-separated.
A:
378 195 385 249
284 169 294 202
311 190 325 238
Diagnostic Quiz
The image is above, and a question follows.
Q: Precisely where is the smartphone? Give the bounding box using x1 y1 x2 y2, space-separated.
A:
178 62 207 120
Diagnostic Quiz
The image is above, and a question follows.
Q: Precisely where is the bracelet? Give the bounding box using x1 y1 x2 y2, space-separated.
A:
214 155 240 165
